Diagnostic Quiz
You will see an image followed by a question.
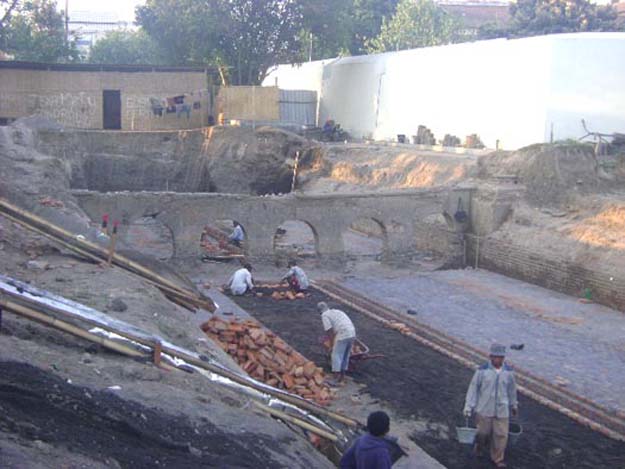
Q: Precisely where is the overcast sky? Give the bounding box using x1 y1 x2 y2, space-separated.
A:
64 0 146 22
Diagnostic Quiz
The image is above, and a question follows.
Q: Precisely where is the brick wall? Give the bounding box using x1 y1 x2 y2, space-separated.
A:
466 235 625 312
414 224 465 268
0 68 208 130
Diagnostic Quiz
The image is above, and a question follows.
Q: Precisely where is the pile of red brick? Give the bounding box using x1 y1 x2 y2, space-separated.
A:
201 316 333 405
200 225 242 255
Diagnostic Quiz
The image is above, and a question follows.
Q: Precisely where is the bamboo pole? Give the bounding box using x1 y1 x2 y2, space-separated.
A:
0 199 215 311
1 298 145 358
0 286 358 428
0 199 196 297
253 401 339 442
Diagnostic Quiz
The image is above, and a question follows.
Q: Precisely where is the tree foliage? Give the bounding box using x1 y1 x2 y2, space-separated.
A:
480 0 622 39
1 0 80 62
137 0 304 85
349 0 399 54
367 0 461 53
89 30 165 65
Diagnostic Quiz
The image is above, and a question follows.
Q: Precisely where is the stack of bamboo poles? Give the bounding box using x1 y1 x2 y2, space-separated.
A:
0 277 359 440
0 198 215 312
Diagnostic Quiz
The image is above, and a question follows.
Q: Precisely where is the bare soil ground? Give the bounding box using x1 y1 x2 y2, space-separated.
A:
230 288 625 469
0 361 278 468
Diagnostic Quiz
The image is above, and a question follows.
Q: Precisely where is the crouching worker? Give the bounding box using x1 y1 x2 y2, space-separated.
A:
463 343 518 468
282 259 309 292
228 263 254 296
318 302 355 385
228 221 244 247
340 411 393 469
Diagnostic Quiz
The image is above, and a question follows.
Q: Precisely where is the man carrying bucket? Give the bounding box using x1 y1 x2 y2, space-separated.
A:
463 343 518 468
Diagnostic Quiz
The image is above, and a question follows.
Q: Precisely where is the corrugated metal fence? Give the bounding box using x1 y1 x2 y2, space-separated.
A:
279 89 317 126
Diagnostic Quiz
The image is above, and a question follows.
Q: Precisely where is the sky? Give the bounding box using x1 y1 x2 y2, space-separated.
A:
64 0 146 22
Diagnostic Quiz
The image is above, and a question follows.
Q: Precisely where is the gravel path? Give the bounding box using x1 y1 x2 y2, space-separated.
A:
343 269 625 413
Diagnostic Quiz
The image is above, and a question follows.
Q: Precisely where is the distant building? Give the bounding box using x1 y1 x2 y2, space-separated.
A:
68 11 132 52
0 61 212 130
438 0 511 35
616 1 625 27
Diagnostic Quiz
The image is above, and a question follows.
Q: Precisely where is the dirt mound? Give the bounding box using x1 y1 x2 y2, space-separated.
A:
297 144 477 193
204 126 310 194
0 361 280 468
478 144 600 205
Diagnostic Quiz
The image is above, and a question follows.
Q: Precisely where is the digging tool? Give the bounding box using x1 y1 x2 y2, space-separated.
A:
107 220 119 266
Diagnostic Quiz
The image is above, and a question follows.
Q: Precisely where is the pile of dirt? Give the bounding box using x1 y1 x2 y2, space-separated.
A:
477 143 602 206
204 126 311 195
297 143 477 193
0 361 281 468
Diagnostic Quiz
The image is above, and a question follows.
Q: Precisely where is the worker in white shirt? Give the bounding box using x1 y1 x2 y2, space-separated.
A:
228 263 254 295
282 259 309 292
318 302 356 385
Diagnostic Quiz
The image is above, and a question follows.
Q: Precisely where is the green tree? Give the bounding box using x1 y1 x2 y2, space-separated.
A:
2 0 80 62
89 30 165 65
367 0 461 53
1 0 20 29
137 0 305 85
508 0 621 37
349 0 399 54
300 0 353 60
480 0 622 39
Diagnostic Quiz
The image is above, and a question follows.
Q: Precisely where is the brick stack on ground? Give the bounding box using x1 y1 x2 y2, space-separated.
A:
200 225 242 255
201 317 334 405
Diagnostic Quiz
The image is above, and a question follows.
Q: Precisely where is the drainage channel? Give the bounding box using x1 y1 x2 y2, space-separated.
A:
229 282 625 469
314 280 625 443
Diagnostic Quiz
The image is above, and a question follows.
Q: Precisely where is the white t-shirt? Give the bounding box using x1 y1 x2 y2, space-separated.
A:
321 309 356 341
229 268 253 295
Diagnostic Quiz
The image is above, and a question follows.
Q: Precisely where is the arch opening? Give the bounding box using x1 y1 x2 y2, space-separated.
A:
124 216 175 261
342 217 387 259
200 218 248 259
273 220 318 263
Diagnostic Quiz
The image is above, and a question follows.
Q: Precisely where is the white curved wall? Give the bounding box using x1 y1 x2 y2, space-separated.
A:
264 33 625 149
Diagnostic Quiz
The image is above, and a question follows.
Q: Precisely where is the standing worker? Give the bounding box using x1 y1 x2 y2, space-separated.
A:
317 302 356 385
228 263 254 296
228 221 244 248
282 259 309 292
463 343 518 469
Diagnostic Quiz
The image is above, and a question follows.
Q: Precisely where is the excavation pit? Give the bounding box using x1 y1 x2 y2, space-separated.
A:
229 286 625 468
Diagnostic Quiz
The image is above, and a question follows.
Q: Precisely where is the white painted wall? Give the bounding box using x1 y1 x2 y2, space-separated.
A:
264 33 625 149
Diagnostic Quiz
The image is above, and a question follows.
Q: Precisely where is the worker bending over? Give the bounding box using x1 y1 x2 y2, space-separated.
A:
464 343 518 468
317 302 356 385
229 221 244 247
228 263 254 295
282 259 309 292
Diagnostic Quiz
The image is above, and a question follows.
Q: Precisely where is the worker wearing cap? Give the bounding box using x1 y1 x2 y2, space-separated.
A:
463 343 518 468
317 302 356 385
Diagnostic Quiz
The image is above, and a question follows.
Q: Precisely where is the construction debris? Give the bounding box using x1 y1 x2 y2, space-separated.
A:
259 283 308 301
201 316 334 405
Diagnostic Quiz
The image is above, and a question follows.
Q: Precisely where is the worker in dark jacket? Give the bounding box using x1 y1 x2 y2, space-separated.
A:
340 411 393 469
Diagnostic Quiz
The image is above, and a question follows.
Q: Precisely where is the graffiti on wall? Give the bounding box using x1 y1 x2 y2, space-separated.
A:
23 92 98 128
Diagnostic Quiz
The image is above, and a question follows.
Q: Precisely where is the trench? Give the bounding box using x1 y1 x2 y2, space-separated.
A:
230 287 625 469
